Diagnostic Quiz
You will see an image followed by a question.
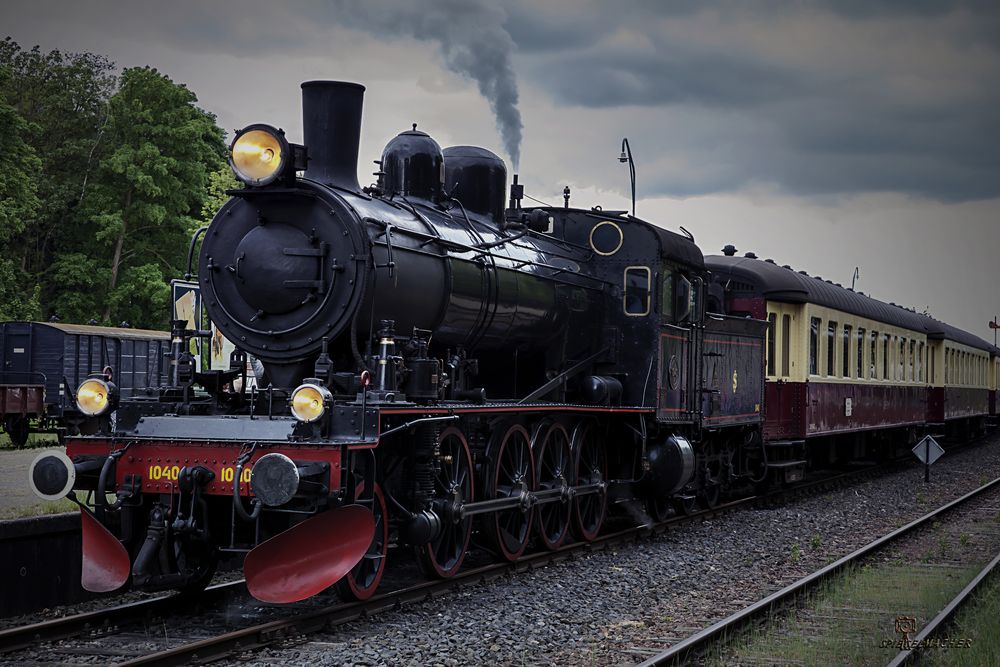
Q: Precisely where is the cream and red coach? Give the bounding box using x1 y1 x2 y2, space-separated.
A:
708 251 999 476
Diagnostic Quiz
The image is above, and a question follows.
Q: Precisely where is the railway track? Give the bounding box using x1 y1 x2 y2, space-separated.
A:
635 474 1000 666
0 454 923 666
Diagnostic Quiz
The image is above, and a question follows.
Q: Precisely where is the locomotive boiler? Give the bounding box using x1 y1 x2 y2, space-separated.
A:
29 81 769 603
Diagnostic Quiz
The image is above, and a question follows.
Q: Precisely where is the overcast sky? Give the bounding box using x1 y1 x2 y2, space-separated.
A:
4 1 999 341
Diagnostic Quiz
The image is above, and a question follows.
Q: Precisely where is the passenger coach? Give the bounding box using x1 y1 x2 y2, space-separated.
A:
707 251 999 476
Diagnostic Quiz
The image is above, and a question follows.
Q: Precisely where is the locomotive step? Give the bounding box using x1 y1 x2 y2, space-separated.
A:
764 460 807 469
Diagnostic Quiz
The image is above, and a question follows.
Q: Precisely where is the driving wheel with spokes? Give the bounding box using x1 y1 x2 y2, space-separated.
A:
337 481 388 601
416 426 474 578
483 422 535 561
571 421 607 542
533 421 572 550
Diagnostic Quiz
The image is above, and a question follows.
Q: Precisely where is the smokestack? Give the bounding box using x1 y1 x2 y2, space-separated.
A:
301 81 364 192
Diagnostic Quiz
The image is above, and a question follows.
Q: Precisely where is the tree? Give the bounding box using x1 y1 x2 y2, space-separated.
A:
0 67 42 319
0 39 116 297
83 66 226 327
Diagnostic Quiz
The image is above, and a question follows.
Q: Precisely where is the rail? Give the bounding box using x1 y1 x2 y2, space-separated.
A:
636 474 1000 666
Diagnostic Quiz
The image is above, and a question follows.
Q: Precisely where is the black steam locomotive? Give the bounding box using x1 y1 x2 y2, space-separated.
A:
30 81 767 602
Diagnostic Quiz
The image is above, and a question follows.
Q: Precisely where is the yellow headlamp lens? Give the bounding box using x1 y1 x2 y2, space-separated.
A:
76 379 111 416
231 128 285 185
290 384 329 423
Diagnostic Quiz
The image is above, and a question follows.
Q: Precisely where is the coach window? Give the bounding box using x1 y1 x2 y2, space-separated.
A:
781 314 791 377
898 338 905 381
870 331 878 379
809 317 820 375
917 342 923 382
857 328 865 378
909 340 916 382
624 267 651 316
842 324 852 378
883 334 890 380
767 313 777 376
826 321 836 376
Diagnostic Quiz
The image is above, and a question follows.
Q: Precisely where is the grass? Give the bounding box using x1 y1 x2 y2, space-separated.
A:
0 497 77 520
926 571 1000 666
0 430 61 450
709 561 981 666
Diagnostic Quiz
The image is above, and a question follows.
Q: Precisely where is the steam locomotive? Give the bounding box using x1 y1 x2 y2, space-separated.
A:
28 80 996 604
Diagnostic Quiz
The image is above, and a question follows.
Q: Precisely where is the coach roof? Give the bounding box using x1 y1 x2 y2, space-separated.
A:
706 255 997 354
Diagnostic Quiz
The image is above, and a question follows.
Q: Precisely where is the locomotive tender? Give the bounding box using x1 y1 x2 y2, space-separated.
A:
28 80 768 602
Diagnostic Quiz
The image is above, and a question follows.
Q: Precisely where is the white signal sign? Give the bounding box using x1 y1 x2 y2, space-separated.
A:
912 436 944 466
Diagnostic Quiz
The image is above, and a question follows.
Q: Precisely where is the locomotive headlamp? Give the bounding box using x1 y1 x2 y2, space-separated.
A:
230 124 290 186
290 383 331 423
76 378 116 416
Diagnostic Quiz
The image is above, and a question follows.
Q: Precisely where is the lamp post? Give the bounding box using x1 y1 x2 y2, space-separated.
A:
618 138 636 217
990 316 998 347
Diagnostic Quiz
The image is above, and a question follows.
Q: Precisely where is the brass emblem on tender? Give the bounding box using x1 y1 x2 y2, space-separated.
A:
732 369 738 393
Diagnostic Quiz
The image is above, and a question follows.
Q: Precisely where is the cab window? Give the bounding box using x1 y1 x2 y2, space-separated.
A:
674 274 693 322
661 271 674 318
624 266 651 316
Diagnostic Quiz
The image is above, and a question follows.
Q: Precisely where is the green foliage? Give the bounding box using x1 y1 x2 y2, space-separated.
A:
108 263 171 327
790 542 801 564
200 166 239 226
0 38 115 288
0 67 42 320
83 66 226 326
0 40 228 329
45 252 108 323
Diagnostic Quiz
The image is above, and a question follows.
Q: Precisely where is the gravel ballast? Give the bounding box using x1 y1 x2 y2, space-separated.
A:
229 433 1000 666
7 434 1000 666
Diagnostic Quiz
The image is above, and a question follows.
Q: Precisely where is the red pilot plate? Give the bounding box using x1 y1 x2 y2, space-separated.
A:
244 504 375 603
80 509 131 593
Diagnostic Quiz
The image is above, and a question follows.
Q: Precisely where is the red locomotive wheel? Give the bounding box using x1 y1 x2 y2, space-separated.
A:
571 422 607 542
416 427 474 578
483 422 535 561
533 422 572 550
336 481 388 601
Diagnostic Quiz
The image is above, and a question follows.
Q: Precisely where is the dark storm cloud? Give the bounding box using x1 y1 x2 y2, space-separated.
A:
500 1 1000 201
4 0 997 201
535 43 802 109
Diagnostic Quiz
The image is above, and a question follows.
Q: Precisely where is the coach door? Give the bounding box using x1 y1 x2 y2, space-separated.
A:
657 270 698 422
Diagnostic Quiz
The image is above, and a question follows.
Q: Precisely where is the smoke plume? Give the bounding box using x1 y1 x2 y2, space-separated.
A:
330 0 523 168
